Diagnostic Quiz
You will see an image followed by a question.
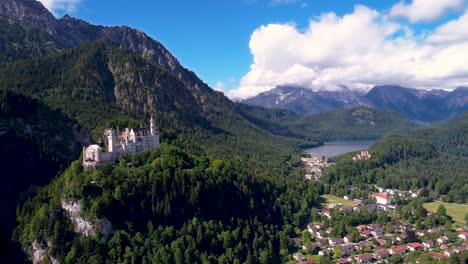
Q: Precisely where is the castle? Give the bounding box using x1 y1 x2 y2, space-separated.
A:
83 116 160 167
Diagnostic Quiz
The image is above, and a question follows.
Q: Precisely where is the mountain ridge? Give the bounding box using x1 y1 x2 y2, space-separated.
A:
243 85 468 122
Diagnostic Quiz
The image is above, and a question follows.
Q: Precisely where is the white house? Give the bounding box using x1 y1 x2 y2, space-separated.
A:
373 193 391 205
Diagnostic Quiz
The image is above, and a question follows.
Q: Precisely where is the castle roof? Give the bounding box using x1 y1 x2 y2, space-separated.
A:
132 128 150 136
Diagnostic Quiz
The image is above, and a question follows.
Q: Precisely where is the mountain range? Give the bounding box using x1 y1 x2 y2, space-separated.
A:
243 85 468 122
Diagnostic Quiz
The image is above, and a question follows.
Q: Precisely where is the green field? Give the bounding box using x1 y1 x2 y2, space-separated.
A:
423 201 468 225
321 194 358 207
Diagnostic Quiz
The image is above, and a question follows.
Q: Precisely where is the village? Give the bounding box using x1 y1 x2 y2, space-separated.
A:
292 151 468 263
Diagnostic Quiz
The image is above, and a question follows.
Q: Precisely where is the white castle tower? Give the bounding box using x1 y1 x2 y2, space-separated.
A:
150 115 156 136
107 129 117 152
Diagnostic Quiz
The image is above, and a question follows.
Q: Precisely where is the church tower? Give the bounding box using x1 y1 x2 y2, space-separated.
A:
107 129 117 152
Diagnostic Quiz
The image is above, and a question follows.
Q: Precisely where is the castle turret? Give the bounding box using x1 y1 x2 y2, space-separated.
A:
150 115 156 136
107 129 117 152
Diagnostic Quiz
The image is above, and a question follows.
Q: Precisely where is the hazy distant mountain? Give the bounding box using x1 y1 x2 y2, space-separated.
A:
244 85 468 122
243 85 364 115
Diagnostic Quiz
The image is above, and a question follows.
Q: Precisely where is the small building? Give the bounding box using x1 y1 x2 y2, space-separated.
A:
336 258 351 264
374 249 390 260
341 245 354 256
329 238 344 246
298 259 315 264
355 253 373 264
390 245 407 255
357 225 367 232
307 223 318 234
318 249 331 257
371 229 383 237
360 230 372 238
368 224 382 230
437 236 449 244
407 242 423 252
292 238 302 247
431 252 447 259
459 231 468 240
293 252 306 261
316 231 327 239
423 240 434 249
373 193 391 205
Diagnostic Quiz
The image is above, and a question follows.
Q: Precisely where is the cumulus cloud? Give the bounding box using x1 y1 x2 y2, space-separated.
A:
427 12 468 44
38 0 82 15
228 5 468 99
390 0 464 23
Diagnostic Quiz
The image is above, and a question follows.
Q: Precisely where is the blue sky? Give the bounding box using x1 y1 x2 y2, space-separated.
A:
41 0 468 98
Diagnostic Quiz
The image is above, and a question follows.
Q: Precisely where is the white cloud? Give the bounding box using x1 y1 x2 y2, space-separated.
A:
214 82 226 92
390 0 463 23
228 5 468 99
38 0 82 15
427 12 468 44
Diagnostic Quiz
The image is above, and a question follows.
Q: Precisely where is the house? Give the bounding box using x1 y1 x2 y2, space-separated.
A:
340 206 354 214
373 193 391 205
368 224 382 230
292 238 302 247
293 252 306 261
444 249 456 257
360 230 373 238
396 234 407 243
390 245 407 255
355 253 373 264
376 239 387 247
308 223 318 234
399 221 410 231
416 230 428 237
357 225 367 232
316 231 327 239
336 258 351 264
437 236 449 244
298 260 315 264
341 245 354 256
452 246 467 254
371 229 383 237
430 252 447 259
423 240 434 249
459 231 468 240
329 238 344 246
374 249 390 260
318 249 331 257
407 242 423 251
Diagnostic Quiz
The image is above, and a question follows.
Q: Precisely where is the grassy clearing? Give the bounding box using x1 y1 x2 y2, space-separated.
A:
321 194 358 207
423 201 468 225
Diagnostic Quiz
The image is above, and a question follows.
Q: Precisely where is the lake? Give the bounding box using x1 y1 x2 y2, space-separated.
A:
305 139 376 158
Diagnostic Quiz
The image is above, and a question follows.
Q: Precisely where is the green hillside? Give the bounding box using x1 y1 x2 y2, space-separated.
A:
237 104 416 142
322 112 468 203
14 146 321 263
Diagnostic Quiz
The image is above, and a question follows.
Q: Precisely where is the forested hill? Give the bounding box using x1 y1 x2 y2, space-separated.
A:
0 91 90 260
14 146 321 263
237 104 416 142
323 112 468 203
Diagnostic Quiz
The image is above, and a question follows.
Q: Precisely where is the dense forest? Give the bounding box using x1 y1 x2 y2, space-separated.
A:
322 112 468 203
15 145 321 263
